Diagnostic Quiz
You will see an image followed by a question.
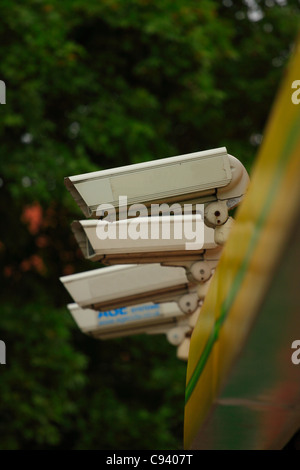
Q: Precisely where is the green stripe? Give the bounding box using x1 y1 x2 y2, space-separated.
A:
185 115 300 404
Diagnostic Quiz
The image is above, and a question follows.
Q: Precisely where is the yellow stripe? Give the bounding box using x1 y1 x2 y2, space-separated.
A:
184 38 300 449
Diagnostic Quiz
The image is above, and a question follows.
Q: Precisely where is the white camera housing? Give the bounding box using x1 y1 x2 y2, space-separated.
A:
60 264 203 315
65 147 249 218
71 216 222 282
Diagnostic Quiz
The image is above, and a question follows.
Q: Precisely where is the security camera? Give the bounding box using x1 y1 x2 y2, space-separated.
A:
64 147 249 224
70 214 223 275
67 301 192 342
71 215 222 282
60 264 206 315
70 214 212 260
67 301 198 361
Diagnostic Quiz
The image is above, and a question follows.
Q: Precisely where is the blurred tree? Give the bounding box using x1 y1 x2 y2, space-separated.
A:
0 0 299 450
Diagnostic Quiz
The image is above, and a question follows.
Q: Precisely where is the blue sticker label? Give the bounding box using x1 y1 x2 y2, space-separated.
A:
97 304 161 326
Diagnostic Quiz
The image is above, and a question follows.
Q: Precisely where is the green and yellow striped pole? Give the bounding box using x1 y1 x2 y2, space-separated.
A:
184 37 300 450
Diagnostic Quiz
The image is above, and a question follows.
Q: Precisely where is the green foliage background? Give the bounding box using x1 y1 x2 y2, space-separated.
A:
0 0 299 450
